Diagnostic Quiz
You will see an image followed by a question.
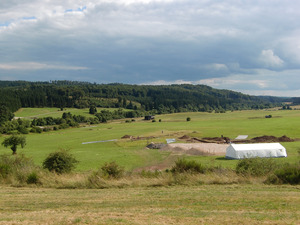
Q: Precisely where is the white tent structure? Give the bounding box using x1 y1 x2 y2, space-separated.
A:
225 143 287 159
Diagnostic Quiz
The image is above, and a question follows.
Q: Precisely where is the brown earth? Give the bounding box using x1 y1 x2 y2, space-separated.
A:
160 143 229 156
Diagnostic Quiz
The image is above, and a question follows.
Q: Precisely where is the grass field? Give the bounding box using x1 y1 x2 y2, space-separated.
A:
14 107 130 119
0 184 299 224
1 108 300 224
2 108 300 171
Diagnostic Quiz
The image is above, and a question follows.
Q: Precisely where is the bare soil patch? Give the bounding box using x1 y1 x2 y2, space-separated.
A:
161 143 229 156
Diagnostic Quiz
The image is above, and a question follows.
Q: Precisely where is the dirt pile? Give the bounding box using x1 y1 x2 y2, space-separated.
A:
241 135 294 143
179 135 190 140
121 135 132 139
161 143 229 156
146 143 167 149
183 135 295 144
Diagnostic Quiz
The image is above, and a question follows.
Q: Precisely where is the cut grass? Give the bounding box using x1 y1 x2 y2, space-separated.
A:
0 185 299 224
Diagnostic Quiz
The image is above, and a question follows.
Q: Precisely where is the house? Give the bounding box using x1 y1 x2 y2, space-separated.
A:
144 115 155 120
225 143 287 159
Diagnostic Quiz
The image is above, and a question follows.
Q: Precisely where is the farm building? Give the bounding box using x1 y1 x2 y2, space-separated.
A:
225 143 287 159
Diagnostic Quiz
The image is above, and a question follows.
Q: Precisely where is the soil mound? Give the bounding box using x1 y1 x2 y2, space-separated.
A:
146 143 167 149
179 135 190 139
250 135 294 143
121 135 132 139
162 143 228 156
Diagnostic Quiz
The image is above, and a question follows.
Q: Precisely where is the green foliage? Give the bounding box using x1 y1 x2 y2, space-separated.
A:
0 163 11 178
267 163 300 184
0 154 37 183
42 149 78 174
0 81 284 116
0 105 14 125
101 161 124 179
171 158 206 174
186 117 191 121
26 172 40 184
1 135 26 154
236 158 278 176
30 126 42 133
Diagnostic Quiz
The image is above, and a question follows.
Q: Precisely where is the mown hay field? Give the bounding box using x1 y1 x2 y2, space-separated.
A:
0 184 299 224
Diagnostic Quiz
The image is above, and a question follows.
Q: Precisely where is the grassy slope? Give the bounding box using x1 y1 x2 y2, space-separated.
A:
0 185 299 224
14 107 130 119
2 108 300 171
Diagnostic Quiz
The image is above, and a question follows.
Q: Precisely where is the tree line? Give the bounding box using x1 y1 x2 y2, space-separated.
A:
0 80 287 114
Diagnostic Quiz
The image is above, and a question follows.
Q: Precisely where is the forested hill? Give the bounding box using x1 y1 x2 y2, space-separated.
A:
0 80 287 113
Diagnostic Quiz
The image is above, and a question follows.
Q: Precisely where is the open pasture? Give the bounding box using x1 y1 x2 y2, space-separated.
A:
14 107 128 119
2 109 300 171
0 184 299 224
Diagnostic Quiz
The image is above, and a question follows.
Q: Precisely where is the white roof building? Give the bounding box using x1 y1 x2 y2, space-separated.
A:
225 143 287 159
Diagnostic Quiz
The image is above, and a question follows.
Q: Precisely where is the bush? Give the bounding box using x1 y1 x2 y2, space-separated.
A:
42 149 78 174
186 117 191 121
267 164 300 185
0 163 11 178
26 172 40 184
0 154 37 183
236 157 278 176
30 126 42 133
171 158 205 174
43 127 51 132
101 161 124 179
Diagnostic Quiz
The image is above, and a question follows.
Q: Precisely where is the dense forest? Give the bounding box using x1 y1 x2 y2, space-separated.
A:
0 80 288 114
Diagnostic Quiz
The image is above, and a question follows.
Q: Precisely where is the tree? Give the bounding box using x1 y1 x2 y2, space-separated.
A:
42 149 78 174
1 135 26 154
0 105 14 125
89 105 97 114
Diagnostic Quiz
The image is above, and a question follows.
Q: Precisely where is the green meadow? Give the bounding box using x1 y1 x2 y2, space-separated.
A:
4 108 300 171
1 108 300 225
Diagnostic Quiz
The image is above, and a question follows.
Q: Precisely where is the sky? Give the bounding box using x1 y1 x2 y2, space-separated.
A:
0 0 300 97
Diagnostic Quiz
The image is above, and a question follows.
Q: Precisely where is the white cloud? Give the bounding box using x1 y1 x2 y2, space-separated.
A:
141 79 192 85
259 49 284 68
0 62 88 70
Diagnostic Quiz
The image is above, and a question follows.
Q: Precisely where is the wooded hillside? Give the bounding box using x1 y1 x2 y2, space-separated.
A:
0 80 286 113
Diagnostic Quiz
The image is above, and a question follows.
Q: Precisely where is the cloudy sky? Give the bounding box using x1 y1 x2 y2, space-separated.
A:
0 0 300 96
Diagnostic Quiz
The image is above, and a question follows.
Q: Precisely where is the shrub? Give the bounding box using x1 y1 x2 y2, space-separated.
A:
0 163 11 178
101 161 124 179
236 157 278 176
171 158 205 174
30 126 42 133
17 126 29 134
0 154 37 183
186 117 191 121
267 164 300 185
26 172 40 184
58 123 70 129
42 149 78 174
43 127 51 132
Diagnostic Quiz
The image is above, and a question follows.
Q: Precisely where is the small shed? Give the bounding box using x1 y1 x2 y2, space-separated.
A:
225 143 287 159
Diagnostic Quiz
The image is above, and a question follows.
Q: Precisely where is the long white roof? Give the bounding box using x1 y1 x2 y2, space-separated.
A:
229 143 284 151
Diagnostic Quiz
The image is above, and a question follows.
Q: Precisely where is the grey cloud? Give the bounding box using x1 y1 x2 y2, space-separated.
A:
0 0 300 96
